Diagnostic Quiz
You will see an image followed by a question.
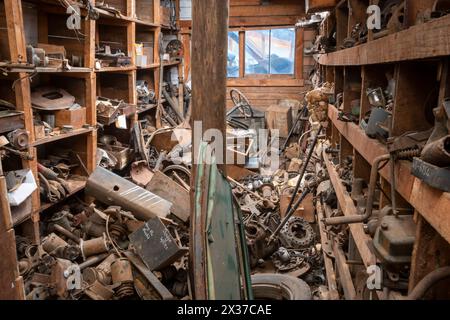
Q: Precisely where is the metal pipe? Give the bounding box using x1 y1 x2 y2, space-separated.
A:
324 154 390 225
53 224 81 244
284 125 323 217
406 267 450 300
78 253 110 270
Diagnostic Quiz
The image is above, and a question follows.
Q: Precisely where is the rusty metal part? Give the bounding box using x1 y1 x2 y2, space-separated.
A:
111 258 135 298
124 251 174 300
78 253 110 270
279 217 315 249
372 215 416 271
130 161 153 187
412 157 450 192
406 267 450 300
83 254 117 285
52 224 81 244
129 217 188 271
80 234 110 260
245 220 277 267
42 233 69 253
421 135 450 167
7 129 29 150
85 280 115 300
325 154 390 225
31 87 75 111
85 167 172 220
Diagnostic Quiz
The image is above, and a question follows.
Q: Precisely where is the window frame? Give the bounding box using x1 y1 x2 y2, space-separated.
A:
227 26 303 85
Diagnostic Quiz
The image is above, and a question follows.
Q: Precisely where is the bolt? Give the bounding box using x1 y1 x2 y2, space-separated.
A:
381 222 389 230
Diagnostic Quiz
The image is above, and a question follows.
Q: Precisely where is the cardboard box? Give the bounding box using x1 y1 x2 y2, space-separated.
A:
55 107 86 129
266 105 293 138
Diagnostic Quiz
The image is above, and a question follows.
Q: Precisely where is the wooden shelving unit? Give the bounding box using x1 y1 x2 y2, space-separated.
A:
319 0 450 299
0 0 183 299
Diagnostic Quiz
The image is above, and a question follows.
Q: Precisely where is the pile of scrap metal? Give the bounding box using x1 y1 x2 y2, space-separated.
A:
18 166 189 300
226 94 333 299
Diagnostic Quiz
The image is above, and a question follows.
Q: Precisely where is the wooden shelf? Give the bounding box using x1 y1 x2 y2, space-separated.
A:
96 66 136 73
39 179 86 213
31 128 94 147
137 104 157 114
319 14 450 66
35 67 92 73
137 63 160 69
162 60 181 67
328 105 450 244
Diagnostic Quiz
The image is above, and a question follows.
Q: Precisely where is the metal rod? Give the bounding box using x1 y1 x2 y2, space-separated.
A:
280 106 308 154
324 153 390 225
284 125 323 216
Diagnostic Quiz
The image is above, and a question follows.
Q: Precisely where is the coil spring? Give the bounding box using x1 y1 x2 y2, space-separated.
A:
397 148 421 159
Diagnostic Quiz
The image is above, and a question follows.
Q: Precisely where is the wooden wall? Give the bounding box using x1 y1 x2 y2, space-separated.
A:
229 0 305 27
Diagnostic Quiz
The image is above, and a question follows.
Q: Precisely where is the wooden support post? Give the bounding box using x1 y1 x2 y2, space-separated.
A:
191 0 228 173
190 0 229 300
409 214 450 299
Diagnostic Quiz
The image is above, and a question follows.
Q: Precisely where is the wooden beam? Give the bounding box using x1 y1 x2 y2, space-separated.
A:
190 0 229 300
319 14 450 66
316 202 340 300
323 151 378 268
191 0 228 170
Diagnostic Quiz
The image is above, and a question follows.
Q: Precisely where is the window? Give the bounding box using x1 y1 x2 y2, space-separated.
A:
227 31 240 78
227 28 296 78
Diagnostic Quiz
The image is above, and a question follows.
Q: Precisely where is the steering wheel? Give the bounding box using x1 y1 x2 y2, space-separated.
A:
229 88 254 118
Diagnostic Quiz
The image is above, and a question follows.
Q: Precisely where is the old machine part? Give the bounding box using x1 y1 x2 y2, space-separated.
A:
96 46 132 67
31 87 76 111
111 258 135 298
250 273 311 300
279 217 316 249
245 220 278 267
80 234 110 260
7 129 30 150
165 39 183 59
26 45 48 67
85 167 172 220
129 217 188 271
372 215 416 271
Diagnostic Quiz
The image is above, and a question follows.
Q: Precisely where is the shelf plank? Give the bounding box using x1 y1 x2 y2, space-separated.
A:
39 179 86 213
96 66 136 73
319 14 450 66
31 128 93 147
137 63 160 69
328 105 450 244
323 151 377 268
162 60 181 67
